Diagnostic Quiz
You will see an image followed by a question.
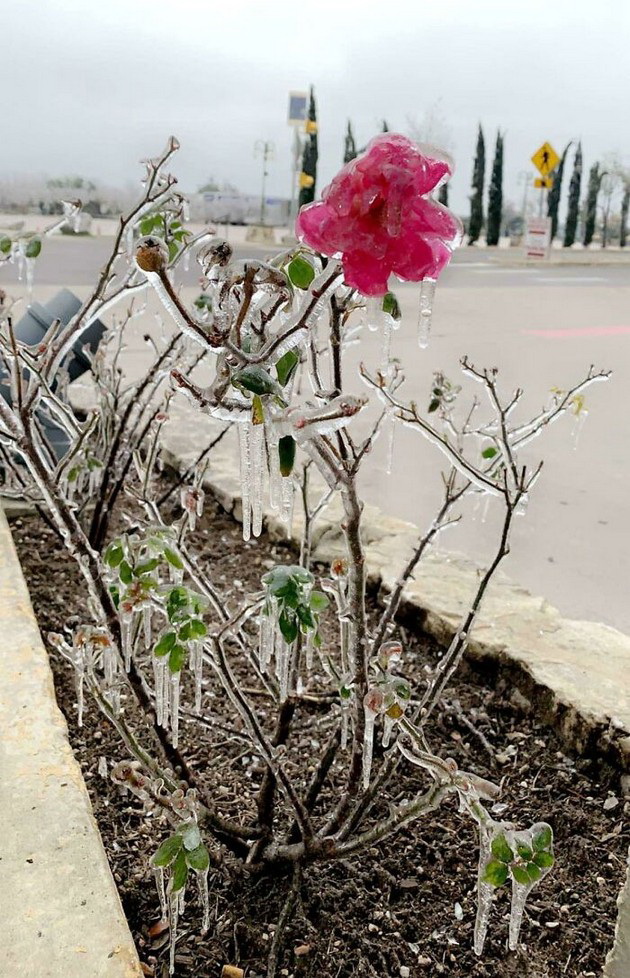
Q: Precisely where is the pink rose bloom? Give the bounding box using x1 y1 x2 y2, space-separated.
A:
296 133 462 296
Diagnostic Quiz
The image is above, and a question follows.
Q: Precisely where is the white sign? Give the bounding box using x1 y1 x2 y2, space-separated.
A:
524 217 552 259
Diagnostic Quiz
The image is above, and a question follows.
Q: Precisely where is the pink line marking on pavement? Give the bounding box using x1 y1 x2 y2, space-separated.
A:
523 326 630 338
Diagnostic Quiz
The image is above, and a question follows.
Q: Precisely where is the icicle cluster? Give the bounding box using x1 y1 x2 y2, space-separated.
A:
50 626 119 724
362 640 411 788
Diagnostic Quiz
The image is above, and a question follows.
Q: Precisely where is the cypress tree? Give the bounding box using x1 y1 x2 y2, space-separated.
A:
344 121 357 164
563 143 582 247
547 141 571 240
298 86 318 209
620 185 630 247
486 130 504 246
583 162 602 246
438 182 449 207
468 124 485 244
382 119 390 132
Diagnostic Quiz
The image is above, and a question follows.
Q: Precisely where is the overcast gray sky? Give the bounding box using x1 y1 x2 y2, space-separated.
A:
2 0 629 216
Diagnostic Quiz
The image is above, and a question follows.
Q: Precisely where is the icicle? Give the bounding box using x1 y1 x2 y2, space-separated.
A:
305 629 314 672
280 476 294 529
197 868 210 933
125 225 135 257
382 712 395 748
74 658 85 727
191 641 203 713
385 414 395 475
169 890 180 975
250 421 264 538
238 422 252 541
362 703 377 789
154 656 165 726
417 278 436 348
381 313 395 366
143 605 152 651
508 878 532 950
162 660 170 729
365 296 383 332
170 672 181 748
572 409 588 451
277 638 290 701
474 824 494 956
154 865 168 920
121 612 133 671
341 707 350 750
25 257 36 304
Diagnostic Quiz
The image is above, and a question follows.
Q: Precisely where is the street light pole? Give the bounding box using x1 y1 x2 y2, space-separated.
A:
254 140 274 226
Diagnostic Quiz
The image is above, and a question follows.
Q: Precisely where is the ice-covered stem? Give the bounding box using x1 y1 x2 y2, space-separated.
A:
209 632 314 847
298 462 334 569
370 469 467 656
44 137 182 379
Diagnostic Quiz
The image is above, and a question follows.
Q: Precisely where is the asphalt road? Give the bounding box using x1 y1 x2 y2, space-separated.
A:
2 238 628 633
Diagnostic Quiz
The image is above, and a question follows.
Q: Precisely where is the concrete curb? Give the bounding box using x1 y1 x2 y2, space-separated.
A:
161 409 630 770
0 505 142 977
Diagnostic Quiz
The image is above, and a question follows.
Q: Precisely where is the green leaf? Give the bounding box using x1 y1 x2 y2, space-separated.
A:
186 843 210 871
151 834 183 867
0 235 12 255
252 393 265 426
168 240 178 263
134 558 160 576
482 860 508 887
109 585 120 609
516 843 533 862
171 850 189 892
533 850 554 869
532 825 553 852
491 834 514 864
526 862 542 882
154 631 177 657
511 865 530 886
164 547 184 570
119 560 133 585
25 237 41 259
287 254 315 289
194 293 212 310
278 435 296 477
482 446 498 459
275 349 300 387
309 590 330 613
168 644 187 673
189 619 207 638
382 291 401 321
232 365 279 397
278 609 298 644
296 603 315 630
179 821 202 851
104 543 124 568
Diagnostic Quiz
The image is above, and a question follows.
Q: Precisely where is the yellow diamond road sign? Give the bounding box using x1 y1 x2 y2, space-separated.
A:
531 142 560 176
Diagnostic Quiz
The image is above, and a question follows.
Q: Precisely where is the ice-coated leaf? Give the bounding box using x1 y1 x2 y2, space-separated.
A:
491 834 514 864
526 862 542 882
533 850 554 869
186 844 210 871
276 348 300 387
516 843 533 861
287 254 315 289
104 543 124 568
511 865 530 886
179 821 202 851
119 560 133 584
0 235 11 255
278 435 296 477
482 860 508 887
168 644 187 673
152 834 183 868
25 236 41 259
154 631 177 657
134 558 161 576
533 824 553 851
252 393 265 426
309 590 330 612
232 365 280 397
279 609 298 644
482 446 498 459
171 850 189 892
382 291 402 321
164 547 184 570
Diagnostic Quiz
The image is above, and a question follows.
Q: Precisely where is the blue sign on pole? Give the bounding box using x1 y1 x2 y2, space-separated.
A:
288 91 308 126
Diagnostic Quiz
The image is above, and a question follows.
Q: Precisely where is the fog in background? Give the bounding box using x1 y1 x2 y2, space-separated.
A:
2 0 629 215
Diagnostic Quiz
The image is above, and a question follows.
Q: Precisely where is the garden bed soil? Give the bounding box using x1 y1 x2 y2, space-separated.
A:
10 496 629 978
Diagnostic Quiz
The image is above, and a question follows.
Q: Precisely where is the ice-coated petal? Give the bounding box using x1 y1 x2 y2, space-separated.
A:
296 202 342 256
342 249 390 297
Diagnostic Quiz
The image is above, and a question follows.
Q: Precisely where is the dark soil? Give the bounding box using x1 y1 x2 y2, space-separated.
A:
11 496 629 978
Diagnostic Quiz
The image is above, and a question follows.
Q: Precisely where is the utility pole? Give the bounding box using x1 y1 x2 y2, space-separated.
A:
254 140 274 226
